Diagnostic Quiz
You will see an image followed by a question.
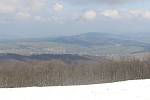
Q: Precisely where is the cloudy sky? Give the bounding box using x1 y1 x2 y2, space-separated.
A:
0 0 150 38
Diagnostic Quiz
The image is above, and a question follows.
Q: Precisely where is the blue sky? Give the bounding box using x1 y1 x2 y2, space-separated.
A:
0 0 150 38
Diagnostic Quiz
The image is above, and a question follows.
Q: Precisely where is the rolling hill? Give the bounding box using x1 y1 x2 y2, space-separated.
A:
47 32 150 55
50 32 150 47
1 32 150 56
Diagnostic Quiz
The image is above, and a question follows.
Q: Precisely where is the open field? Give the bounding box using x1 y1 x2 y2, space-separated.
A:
0 41 146 56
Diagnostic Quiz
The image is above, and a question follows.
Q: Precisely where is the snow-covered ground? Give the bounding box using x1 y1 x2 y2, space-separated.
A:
0 79 150 100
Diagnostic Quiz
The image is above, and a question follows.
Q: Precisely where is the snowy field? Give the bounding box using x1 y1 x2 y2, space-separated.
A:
0 79 150 100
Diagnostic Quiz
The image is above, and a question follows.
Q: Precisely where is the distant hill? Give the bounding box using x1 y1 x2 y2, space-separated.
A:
49 32 150 51
1 32 150 56
0 53 89 62
123 32 150 43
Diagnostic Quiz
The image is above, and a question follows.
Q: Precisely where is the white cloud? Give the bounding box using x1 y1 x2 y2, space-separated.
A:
100 9 150 20
63 0 144 5
16 12 31 20
101 10 121 18
81 10 97 21
52 3 64 12
1 0 150 23
129 9 150 20
0 1 17 13
34 16 42 21
26 0 47 12
0 0 49 22
0 0 47 14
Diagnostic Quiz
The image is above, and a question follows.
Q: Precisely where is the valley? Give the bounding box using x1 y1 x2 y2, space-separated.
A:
0 32 150 57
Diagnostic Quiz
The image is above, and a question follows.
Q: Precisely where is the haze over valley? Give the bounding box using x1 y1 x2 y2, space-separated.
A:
1 0 150 90
0 32 150 59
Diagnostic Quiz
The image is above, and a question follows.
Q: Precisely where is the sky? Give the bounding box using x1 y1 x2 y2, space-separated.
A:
0 0 150 38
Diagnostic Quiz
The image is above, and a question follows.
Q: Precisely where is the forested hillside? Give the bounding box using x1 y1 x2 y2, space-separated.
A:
0 54 150 88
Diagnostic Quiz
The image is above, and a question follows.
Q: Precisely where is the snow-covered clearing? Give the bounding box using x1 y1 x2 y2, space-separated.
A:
0 79 150 100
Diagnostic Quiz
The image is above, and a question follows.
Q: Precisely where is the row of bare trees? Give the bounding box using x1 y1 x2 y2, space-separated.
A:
0 57 150 88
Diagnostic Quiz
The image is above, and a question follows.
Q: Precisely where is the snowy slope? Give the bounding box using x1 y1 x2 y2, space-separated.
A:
0 79 150 100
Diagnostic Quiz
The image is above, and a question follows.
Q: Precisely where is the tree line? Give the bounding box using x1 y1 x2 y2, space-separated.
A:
0 57 150 88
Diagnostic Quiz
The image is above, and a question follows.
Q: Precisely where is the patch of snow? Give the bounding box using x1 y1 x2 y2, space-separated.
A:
0 79 150 100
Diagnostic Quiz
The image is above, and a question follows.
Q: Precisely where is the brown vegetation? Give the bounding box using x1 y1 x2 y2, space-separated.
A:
0 57 150 88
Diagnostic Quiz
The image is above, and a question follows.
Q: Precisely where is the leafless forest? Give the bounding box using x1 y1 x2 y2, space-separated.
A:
0 55 150 88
